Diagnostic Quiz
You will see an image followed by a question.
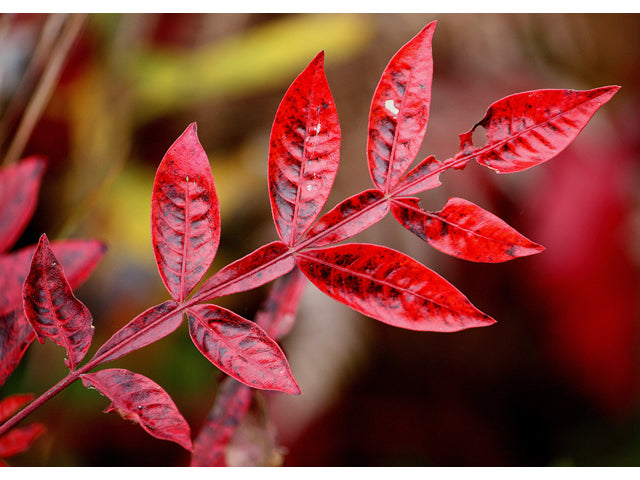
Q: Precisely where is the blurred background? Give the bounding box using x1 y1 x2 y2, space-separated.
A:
1 12 639 466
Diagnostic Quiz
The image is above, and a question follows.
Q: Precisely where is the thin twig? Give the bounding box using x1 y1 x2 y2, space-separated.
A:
2 13 86 167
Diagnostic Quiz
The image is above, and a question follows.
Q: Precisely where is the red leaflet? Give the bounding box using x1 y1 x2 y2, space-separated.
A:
255 267 308 340
0 239 106 386
186 304 300 394
296 243 495 332
268 51 341 246
81 368 192 451
151 123 220 302
0 156 46 254
302 190 389 248
195 241 295 301
191 377 253 466
391 197 544 263
391 155 442 196
0 423 46 458
91 301 182 364
367 22 436 192
22 234 94 371
455 86 620 173
0 394 34 423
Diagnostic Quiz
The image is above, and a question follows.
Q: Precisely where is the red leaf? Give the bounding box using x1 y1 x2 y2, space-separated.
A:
91 301 182 364
195 241 295 301
255 267 307 341
391 197 544 262
0 423 46 458
0 156 46 254
302 189 389 248
152 122 220 302
367 22 436 192
296 243 495 332
268 51 341 246
390 155 442 196
22 234 94 371
81 368 192 451
455 86 620 173
191 377 253 466
186 304 300 394
0 394 34 423
0 239 106 386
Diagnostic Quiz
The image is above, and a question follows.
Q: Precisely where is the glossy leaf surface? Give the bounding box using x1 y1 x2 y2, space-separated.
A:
152 122 220 302
0 239 106 386
0 156 46 254
22 234 93 371
187 304 300 394
302 189 389 248
456 86 620 173
268 51 341 246
391 197 544 262
92 301 182 364
296 243 495 332
368 22 435 192
196 241 295 301
191 377 253 466
81 368 192 451
391 155 442 196
0 423 46 458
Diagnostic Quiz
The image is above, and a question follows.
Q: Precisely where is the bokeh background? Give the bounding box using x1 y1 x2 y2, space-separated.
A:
1 12 640 466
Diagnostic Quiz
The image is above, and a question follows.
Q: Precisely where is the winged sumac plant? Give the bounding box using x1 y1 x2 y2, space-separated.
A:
0 21 619 466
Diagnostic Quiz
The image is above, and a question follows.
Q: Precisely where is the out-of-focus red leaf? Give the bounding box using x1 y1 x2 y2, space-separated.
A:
391 197 544 262
302 190 389 248
0 239 106 386
268 51 341 247
0 156 46 254
191 377 253 466
195 241 295 301
391 155 442 196
151 122 220 302
296 243 495 332
455 86 620 173
0 394 34 423
91 301 182 364
255 267 307 341
186 304 300 394
367 22 435 192
81 368 192 451
22 234 94 371
0 423 46 458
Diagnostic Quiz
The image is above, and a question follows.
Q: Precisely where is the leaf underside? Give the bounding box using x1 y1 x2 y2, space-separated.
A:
22 234 94 371
81 368 193 451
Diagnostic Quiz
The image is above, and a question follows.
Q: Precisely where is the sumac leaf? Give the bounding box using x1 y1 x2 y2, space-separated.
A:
296 243 495 332
152 122 220 302
0 423 46 458
391 155 442 196
268 51 341 246
391 197 544 262
22 234 93 371
302 189 389 248
456 86 620 173
92 301 182 364
367 22 435 192
187 304 300 394
0 156 46 254
0 239 105 387
81 368 192 451
196 241 295 301
191 377 253 467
